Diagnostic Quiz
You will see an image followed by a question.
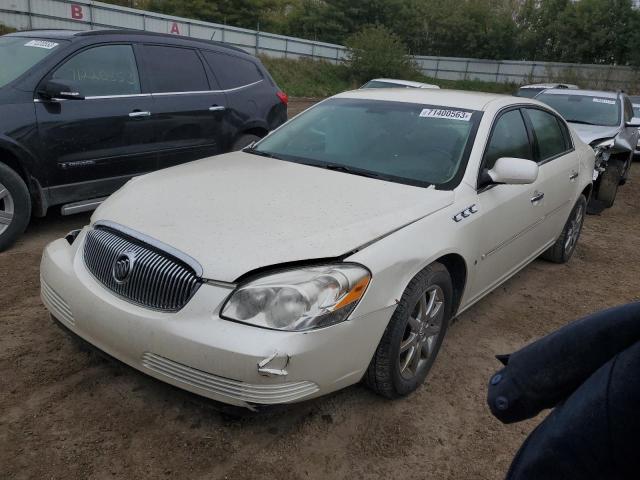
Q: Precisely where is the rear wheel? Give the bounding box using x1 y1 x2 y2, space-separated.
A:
232 133 261 151
541 195 586 264
0 162 31 252
596 158 623 208
365 263 452 398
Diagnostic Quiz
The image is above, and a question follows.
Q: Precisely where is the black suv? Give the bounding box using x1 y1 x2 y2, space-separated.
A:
0 29 288 250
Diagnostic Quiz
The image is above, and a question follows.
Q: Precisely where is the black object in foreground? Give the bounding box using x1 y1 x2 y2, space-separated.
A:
487 302 640 479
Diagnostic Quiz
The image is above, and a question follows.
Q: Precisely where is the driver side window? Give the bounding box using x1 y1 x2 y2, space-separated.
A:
52 44 141 97
484 109 532 170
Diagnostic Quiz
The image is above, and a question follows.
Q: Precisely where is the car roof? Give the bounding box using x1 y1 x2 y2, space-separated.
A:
538 89 619 99
369 78 439 88
6 28 247 54
520 83 579 89
336 88 532 111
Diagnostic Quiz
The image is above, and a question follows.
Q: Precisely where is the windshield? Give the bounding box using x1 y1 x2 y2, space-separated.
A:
251 98 480 188
633 104 640 118
536 93 621 127
0 37 64 88
362 80 417 89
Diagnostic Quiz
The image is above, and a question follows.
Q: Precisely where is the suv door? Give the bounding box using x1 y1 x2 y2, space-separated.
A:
471 109 547 299
35 43 156 204
139 44 227 170
523 107 580 244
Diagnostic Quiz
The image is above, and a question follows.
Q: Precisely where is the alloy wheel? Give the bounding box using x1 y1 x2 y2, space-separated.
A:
398 285 445 380
564 203 584 256
0 181 14 236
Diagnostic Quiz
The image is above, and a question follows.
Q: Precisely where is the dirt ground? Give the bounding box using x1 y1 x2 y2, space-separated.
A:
1 100 640 479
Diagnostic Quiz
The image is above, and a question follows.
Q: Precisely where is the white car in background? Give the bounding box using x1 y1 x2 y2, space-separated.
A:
41 89 594 409
361 78 440 89
515 83 579 98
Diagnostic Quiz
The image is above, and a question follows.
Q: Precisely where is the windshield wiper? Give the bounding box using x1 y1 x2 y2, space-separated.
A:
243 147 283 160
320 163 383 179
565 119 599 126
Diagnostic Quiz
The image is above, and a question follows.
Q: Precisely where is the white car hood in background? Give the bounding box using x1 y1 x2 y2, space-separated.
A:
93 152 454 281
569 123 621 145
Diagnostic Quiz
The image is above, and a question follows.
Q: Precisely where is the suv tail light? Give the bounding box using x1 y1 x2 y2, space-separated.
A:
276 91 288 105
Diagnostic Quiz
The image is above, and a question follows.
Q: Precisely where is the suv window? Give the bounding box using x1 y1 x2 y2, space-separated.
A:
525 108 568 161
484 109 532 170
144 46 209 93
202 51 263 89
623 97 634 122
52 44 140 97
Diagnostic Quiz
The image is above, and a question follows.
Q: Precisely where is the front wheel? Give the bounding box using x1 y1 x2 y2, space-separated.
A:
365 263 452 399
596 158 624 208
541 195 586 264
0 162 31 252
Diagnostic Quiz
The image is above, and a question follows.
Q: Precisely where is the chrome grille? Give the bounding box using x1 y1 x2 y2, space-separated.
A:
83 226 201 311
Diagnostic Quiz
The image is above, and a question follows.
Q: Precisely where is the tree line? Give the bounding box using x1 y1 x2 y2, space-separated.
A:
112 0 640 66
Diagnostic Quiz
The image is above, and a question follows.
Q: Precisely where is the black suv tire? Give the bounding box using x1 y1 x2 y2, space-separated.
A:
0 162 31 252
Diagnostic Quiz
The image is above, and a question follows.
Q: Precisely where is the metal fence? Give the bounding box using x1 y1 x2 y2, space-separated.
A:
1 0 638 90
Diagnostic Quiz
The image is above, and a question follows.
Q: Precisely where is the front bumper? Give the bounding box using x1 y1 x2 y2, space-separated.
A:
40 232 394 409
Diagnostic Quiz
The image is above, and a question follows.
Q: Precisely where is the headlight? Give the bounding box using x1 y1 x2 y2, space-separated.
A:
221 264 371 331
592 138 614 160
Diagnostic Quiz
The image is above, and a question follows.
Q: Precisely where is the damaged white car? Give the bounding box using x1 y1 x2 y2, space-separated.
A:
41 89 594 409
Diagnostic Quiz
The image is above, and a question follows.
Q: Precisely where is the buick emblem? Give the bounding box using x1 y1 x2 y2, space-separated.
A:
112 251 136 283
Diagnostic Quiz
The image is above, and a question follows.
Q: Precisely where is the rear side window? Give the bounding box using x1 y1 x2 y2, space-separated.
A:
202 51 263 89
52 44 140 97
484 109 532 170
143 46 209 93
525 109 568 161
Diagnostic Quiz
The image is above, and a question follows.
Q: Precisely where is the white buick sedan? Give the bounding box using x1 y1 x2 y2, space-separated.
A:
41 89 594 409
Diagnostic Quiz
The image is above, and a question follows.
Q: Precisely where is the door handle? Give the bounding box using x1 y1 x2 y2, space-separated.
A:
129 110 151 118
569 171 579 181
209 105 226 112
530 191 545 203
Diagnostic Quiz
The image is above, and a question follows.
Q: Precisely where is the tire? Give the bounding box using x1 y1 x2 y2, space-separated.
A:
232 133 261 151
365 262 453 399
596 158 623 208
0 162 31 252
541 195 586 264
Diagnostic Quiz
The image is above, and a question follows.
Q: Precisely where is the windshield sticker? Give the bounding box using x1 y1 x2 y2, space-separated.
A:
419 108 472 121
592 98 616 105
24 40 59 50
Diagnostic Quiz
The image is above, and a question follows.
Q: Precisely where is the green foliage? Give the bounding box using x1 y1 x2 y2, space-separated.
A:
261 56 516 97
0 24 16 35
102 0 640 67
345 25 420 83
259 56 355 97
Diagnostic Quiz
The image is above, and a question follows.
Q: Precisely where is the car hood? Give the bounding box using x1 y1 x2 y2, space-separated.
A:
568 123 621 146
92 152 454 281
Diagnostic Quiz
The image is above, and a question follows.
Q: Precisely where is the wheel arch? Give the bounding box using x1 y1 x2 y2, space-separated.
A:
434 253 468 317
0 141 47 216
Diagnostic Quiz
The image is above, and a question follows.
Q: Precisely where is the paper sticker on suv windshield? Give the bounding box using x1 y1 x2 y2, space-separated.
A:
592 98 616 105
419 108 472 121
24 40 59 49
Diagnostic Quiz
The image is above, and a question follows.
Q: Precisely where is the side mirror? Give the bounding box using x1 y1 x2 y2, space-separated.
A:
486 157 539 185
39 80 85 101
626 117 640 128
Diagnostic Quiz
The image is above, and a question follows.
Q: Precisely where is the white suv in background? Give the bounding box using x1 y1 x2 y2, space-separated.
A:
41 89 594 409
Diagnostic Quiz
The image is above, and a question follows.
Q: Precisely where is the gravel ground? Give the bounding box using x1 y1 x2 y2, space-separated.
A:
1 100 639 479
